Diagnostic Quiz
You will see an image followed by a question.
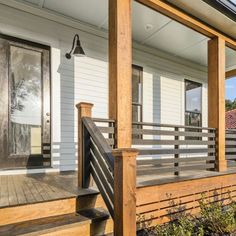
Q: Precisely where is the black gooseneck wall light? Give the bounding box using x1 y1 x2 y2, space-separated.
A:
65 34 85 59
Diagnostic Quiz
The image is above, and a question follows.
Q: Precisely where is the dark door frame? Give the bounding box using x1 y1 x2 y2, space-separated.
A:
0 33 51 169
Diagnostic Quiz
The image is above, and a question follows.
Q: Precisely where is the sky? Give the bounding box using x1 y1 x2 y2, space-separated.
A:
229 0 236 4
226 77 236 101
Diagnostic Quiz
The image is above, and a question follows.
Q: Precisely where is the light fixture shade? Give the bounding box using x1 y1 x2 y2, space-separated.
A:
73 43 85 57
65 34 86 59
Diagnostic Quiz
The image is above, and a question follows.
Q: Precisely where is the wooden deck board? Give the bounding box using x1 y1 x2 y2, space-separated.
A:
13 175 28 205
21 177 36 204
137 167 236 187
25 176 44 202
0 171 98 209
0 176 9 207
8 175 18 206
1 169 236 209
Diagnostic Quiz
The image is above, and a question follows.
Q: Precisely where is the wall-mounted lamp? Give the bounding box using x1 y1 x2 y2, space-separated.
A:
65 34 85 59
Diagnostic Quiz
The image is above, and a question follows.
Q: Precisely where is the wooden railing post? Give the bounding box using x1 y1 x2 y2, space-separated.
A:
208 37 227 172
76 102 93 188
109 0 132 148
112 148 138 236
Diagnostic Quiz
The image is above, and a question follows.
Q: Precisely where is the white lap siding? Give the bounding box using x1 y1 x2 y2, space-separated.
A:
0 3 207 172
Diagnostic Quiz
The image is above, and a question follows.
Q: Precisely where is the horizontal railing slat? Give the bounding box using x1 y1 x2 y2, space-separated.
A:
97 126 115 134
137 156 215 165
133 121 216 131
226 130 236 168
226 148 236 152
133 139 215 146
226 140 236 145
137 148 215 155
133 128 215 137
225 134 236 139
137 163 215 176
226 154 236 160
227 161 236 167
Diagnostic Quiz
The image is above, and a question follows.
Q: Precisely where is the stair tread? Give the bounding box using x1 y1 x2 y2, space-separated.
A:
0 207 109 236
77 207 110 223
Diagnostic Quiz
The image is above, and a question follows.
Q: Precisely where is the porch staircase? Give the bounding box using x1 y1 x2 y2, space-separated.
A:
0 191 113 236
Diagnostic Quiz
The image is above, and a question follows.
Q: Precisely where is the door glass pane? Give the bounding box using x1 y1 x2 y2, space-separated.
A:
10 45 42 155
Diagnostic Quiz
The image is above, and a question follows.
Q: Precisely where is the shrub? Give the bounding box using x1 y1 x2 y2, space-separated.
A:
144 193 236 236
198 196 236 235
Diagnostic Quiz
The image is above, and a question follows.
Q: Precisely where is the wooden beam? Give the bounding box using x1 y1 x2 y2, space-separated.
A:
208 37 226 172
226 69 236 79
136 0 236 50
113 148 138 236
109 0 132 148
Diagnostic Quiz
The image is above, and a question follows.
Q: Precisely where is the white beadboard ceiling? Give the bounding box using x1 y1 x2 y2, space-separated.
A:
15 0 236 68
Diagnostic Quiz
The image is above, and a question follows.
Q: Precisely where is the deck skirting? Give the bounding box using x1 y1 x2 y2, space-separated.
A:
136 172 236 227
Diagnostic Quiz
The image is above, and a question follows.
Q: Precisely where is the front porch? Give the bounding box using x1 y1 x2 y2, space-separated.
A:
0 0 236 235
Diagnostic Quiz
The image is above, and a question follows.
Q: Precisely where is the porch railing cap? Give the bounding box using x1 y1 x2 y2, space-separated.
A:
76 102 94 109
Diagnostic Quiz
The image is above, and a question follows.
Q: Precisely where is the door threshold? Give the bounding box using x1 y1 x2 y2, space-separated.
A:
0 167 58 176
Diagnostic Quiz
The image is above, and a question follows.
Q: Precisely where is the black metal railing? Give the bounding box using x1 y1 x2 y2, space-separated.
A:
82 117 115 218
226 129 236 167
132 122 216 176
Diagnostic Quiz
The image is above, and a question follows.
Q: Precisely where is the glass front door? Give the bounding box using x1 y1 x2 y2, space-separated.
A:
0 35 50 169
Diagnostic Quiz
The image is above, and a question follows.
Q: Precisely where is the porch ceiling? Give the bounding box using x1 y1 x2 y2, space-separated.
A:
14 0 236 69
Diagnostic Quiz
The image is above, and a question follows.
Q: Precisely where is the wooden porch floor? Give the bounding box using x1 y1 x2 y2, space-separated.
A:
1 169 236 209
137 167 236 187
0 171 98 209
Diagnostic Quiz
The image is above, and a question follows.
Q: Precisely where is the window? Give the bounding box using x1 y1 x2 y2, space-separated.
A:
132 65 143 123
185 80 202 127
132 65 143 139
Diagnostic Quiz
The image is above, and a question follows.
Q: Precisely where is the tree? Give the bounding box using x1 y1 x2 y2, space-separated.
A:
226 99 236 111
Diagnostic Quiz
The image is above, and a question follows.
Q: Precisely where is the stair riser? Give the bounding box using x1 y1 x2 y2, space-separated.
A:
0 194 107 227
20 219 114 236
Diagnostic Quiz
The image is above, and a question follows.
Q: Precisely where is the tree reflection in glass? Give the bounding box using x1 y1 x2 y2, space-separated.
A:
10 46 42 155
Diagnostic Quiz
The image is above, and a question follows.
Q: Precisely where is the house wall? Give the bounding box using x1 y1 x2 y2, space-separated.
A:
0 3 208 173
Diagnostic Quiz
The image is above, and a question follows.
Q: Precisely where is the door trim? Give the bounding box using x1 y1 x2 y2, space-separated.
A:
0 33 51 169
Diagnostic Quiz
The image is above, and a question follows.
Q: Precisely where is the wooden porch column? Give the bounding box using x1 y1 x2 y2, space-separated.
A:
112 148 138 236
109 0 132 148
208 37 227 172
76 102 93 187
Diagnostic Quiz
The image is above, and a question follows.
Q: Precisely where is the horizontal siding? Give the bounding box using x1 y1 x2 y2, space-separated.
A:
0 3 208 172
161 76 183 125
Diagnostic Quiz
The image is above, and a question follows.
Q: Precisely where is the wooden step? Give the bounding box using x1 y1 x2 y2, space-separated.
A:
0 189 107 226
0 208 113 236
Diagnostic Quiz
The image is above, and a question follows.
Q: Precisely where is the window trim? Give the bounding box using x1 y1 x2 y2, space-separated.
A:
132 64 143 123
184 79 203 127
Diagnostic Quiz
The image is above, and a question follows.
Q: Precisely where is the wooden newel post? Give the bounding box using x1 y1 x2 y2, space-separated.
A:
76 102 93 188
112 148 138 236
